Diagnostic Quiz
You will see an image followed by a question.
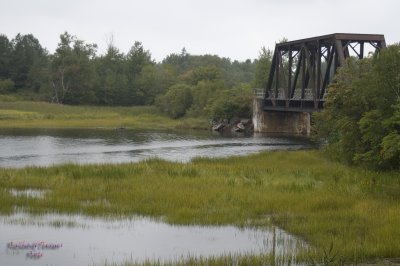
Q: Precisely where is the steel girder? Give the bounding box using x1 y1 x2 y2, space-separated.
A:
263 33 386 112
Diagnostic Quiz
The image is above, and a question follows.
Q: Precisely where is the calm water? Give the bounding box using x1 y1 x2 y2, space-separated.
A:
0 128 314 168
0 213 304 266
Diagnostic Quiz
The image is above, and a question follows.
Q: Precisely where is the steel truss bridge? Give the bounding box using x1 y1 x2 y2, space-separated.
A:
263 33 386 112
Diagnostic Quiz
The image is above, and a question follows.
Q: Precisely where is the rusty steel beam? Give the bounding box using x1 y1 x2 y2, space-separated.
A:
263 33 386 112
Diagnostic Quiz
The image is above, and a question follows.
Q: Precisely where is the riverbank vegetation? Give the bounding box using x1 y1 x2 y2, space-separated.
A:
0 100 208 129
314 44 400 170
0 150 399 264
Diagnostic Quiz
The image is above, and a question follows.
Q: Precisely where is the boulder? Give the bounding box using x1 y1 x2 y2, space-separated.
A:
212 123 225 131
240 119 251 125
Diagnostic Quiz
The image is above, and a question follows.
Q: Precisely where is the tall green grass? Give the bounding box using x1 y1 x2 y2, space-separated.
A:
107 253 280 266
0 101 208 129
0 150 399 264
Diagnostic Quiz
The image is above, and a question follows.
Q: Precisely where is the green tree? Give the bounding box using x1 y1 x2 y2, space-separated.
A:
0 34 12 80
182 65 222 85
136 64 163 105
252 47 272 88
156 50 258 118
355 44 400 168
9 34 48 92
205 85 253 120
187 80 224 117
314 44 400 170
94 40 127 105
125 41 154 105
227 59 256 87
0 79 14 93
162 48 190 74
50 32 97 104
0 34 14 93
380 102 400 166
155 83 193 118
156 63 178 95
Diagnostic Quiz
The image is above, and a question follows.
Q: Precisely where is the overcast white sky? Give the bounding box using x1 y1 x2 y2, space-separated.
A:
0 0 399 62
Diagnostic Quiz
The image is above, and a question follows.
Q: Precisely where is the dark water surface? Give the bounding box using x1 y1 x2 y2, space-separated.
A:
0 128 314 168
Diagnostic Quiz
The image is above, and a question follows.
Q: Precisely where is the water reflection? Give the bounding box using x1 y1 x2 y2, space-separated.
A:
0 128 314 168
0 213 304 266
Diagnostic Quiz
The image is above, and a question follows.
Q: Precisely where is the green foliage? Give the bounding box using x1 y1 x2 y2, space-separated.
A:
94 43 127 105
0 94 18 102
314 44 400 170
154 50 258 119
0 34 12 79
205 85 253 120
182 65 222 85
0 32 258 116
4 34 49 94
155 84 193 118
227 58 256 87
50 32 98 104
0 79 15 93
162 49 256 90
125 41 155 105
136 64 163 105
380 101 400 165
162 47 190 74
186 80 224 117
252 47 272 88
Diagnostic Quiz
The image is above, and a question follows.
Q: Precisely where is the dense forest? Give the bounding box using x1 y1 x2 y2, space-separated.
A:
0 32 271 119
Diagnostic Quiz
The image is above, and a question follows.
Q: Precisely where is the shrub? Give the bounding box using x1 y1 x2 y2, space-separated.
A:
155 83 193 119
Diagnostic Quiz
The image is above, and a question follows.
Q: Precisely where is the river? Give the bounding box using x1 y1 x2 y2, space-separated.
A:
0 128 314 168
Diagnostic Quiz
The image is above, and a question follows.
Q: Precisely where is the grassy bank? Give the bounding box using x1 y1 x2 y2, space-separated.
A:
0 150 399 264
0 100 208 130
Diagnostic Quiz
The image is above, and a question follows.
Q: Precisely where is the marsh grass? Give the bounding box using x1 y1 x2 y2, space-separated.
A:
0 101 208 129
0 150 399 264
109 252 281 266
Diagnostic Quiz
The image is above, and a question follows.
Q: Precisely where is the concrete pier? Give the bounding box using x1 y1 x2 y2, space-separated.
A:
252 98 310 135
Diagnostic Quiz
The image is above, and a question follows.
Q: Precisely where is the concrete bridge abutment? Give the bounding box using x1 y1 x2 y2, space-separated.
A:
252 98 310 136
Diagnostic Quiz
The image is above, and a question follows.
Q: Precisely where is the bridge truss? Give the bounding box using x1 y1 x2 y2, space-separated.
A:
264 33 386 112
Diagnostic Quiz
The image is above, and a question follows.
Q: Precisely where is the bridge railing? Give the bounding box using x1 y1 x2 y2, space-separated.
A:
269 88 315 100
253 88 265 99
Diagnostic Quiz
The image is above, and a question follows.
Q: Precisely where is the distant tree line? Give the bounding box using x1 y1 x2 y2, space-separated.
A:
0 32 272 120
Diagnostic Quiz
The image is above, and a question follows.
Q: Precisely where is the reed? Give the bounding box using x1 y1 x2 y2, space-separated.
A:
0 150 399 264
110 252 279 266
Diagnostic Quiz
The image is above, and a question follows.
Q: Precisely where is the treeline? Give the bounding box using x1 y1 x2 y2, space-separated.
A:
315 43 400 170
0 32 271 119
